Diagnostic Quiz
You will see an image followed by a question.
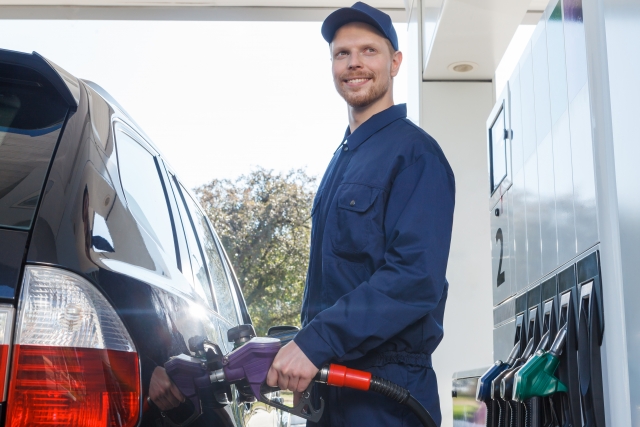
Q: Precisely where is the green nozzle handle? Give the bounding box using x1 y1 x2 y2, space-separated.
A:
513 327 568 402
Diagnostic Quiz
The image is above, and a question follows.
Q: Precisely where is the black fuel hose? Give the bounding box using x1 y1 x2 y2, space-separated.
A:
370 375 437 427
317 364 438 427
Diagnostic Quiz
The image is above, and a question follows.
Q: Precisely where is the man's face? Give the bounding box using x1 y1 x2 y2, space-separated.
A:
331 22 401 109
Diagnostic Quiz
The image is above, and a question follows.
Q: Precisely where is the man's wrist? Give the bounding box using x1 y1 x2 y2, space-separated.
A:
293 324 337 369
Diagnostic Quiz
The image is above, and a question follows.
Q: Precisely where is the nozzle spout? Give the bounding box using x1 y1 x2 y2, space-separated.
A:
315 365 330 384
210 368 225 383
549 325 568 358
535 330 551 353
522 337 536 360
506 342 521 365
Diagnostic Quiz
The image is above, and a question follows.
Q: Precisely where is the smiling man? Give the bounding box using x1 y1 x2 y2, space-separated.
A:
266 3 455 426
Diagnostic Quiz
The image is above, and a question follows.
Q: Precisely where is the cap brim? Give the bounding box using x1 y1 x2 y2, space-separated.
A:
321 7 386 45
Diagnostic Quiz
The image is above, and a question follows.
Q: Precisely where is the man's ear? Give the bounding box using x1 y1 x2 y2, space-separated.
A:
391 51 403 78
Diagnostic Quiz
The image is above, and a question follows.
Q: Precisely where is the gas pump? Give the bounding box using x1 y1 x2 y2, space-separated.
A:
556 266 582 426
512 326 568 426
476 342 520 427
576 253 606 427
495 285 546 427
487 306 527 427
493 336 534 427
540 277 559 426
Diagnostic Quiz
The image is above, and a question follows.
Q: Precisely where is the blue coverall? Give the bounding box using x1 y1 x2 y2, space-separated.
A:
294 104 455 426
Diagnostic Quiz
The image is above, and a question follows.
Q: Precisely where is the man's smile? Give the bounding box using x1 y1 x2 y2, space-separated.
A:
344 77 372 86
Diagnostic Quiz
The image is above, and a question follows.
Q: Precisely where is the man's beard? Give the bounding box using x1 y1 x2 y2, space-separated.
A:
335 73 391 108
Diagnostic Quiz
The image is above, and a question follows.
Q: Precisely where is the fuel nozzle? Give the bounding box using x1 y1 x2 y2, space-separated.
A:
512 326 569 402
499 337 536 401
548 325 567 358
476 342 520 403
475 343 520 427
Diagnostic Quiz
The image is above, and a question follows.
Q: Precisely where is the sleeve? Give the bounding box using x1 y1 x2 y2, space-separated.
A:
294 152 455 368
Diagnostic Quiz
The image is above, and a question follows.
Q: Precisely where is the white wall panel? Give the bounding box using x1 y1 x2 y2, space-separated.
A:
421 81 494 427
602 0 640 423
551 111 577 265
569 85 598 253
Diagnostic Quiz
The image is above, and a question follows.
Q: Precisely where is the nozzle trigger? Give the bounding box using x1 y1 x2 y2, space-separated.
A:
258 382 324 423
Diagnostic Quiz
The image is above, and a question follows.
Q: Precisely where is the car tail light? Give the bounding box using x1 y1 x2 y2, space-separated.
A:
0 305 15 401
6 266 140 427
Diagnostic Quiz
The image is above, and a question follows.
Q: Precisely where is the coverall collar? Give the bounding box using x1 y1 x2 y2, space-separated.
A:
344 103 407 151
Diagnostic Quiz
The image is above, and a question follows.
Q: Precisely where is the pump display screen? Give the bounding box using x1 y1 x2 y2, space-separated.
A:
489 107 507 194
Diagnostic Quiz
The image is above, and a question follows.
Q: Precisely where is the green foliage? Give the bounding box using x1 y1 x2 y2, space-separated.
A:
196 168 316 336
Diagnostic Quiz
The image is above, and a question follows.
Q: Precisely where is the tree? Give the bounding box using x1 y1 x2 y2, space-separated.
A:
196 168 316 336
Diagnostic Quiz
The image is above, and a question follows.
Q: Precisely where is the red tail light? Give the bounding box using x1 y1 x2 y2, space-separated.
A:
0 305 15 400
6 266 141 427
0 344 9 398
7 346 139 427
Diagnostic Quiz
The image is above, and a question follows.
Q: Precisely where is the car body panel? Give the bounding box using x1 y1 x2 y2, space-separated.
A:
0 49 264 427
0 229 28 299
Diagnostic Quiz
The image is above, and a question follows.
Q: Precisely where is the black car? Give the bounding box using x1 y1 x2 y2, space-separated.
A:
0 48 286 427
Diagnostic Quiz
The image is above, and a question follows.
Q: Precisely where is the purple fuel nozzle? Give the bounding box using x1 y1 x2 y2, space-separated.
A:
223 337 282 398
164 354 209 414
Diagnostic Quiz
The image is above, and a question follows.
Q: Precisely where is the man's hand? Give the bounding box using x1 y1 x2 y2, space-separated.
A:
266 341 319 393
149 366 186 411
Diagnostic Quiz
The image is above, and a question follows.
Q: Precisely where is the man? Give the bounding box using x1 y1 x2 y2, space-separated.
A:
266 2 455 426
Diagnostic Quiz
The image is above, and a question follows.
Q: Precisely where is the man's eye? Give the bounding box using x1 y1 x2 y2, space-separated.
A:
336 52 348 58
365 48 376 53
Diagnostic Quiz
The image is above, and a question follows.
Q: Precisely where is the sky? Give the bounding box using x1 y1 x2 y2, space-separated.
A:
1 20 408 190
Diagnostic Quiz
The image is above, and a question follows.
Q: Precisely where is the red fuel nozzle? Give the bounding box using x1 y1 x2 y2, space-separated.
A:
319 364 372 391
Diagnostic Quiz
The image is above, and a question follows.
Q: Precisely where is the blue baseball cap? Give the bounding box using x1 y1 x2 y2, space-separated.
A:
321 2 398 51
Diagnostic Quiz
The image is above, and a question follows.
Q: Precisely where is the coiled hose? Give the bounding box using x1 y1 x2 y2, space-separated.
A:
496 400 506 427
524 397 541 427
507 400 518 427
485 400 494 427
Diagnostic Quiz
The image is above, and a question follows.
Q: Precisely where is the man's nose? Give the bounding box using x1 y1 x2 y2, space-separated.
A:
347 53 363 69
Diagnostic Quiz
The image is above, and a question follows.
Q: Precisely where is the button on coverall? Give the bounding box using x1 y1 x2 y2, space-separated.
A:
294 104 455 426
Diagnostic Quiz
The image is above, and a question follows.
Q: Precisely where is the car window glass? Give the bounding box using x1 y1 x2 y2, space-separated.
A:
115 129 177 267
212 231 244 324
170 177 215 309
180 184 238 323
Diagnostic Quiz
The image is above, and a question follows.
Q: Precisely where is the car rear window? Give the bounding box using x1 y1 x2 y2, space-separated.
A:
0 63 69 229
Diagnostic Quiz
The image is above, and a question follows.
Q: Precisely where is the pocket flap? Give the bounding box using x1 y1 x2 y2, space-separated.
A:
336 184 378 213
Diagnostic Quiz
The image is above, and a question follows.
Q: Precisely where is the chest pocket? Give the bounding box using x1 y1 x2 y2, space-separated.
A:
331 183 380 253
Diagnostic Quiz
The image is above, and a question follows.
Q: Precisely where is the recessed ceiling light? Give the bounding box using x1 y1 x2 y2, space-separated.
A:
448 62 478 73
